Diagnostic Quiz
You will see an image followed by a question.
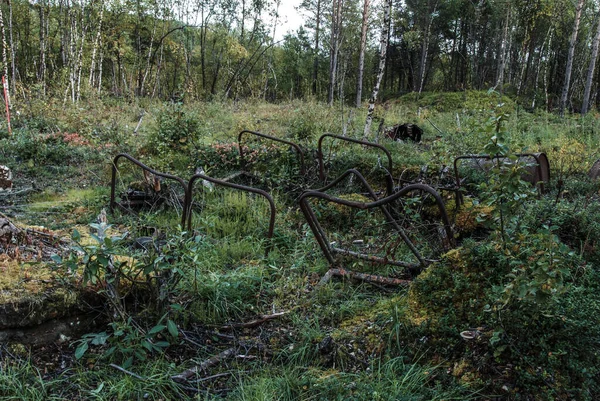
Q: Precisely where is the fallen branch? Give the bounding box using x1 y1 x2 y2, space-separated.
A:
219 311 287 331
171 347 236 382
133 110 145 134
318 268 411 287
109 363 145 380
0 187 33 197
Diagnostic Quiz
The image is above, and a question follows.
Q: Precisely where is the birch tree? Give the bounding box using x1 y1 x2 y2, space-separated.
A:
582 11 600 115
0 2 10 108
328 0 343 105
559 0 585 116
355 0 369 107
363 0 391 141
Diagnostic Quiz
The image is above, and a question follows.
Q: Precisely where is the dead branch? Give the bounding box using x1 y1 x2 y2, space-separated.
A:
133 110 145 134
219 311 287 331
0 187 33 196
171 347 236 382
109 363 145 380
318 268 411 287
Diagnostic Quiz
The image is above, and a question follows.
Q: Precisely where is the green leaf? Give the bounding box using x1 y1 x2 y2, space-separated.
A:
51 254 62 264
97 255 109 268
167 319 178 338
123 356 134 369
148 325 166 335
91 332 110 345
72 229 81 241
75 341 89 360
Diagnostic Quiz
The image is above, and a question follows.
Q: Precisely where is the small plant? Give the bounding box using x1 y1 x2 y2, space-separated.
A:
476 99 536 249
52 213 183 365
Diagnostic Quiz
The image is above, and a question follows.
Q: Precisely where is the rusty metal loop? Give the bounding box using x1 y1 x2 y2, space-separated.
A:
110 153 190 227
317 133 394 196
299 171 454 273
187 172 276 256
238 130 306 176
453 153 550 204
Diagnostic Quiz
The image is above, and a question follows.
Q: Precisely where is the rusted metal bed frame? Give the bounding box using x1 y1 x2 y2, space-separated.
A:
299 169 455 275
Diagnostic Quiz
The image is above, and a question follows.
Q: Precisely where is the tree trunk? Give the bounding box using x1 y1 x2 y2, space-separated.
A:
328 0 343 106
8 0 15 94
495 6 511 92
38 0 47 95
418 1 438 94
582 13 600 115
531 26 552 110
560 0 585 116
312 0 321 96
89 3 104 89
0 3 11 108
355 0 370 107
363 0 391 141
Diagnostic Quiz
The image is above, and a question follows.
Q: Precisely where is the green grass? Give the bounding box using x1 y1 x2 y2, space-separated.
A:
3 92 600 400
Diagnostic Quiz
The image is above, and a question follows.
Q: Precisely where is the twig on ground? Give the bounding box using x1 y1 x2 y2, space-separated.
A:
109 363 145 380
219 311 287 331
0 187 34 197
171 347 236 382
318 268 411 288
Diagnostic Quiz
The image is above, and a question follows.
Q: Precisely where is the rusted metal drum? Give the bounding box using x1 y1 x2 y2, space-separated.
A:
521 152 550 189
589 159 600 180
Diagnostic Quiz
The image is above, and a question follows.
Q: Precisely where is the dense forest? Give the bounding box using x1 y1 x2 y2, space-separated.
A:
0 0 599 113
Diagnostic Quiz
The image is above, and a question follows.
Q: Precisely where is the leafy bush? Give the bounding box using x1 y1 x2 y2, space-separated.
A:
145 103 203 160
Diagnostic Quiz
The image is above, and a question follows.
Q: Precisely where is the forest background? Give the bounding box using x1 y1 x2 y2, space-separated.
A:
0 0 597 114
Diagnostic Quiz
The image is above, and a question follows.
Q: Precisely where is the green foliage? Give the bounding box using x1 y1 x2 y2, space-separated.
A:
0 357 64 400
395 91 516 113
74 315 177 368
52 220 185 365
145 104 204 168
231 359 470 401
475 100 536 247
0 129 101 167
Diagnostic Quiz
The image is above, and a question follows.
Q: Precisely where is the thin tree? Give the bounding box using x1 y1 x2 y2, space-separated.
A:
417 0 438 94
312 0 321 96
355 0 370 107
582 12 600 115
560 0 585 116
363 0 391 141
495 5 511 92
0 2 10 108
8 0 14 94
328 0 343 106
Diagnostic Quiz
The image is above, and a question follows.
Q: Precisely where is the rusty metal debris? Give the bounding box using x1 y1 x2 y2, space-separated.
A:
300 169 454 277
238 130 306 177
317 133 394 196
186 172 276 256
0 213 70 261
589 159 600 179
453 153 550 202
110 153 190 227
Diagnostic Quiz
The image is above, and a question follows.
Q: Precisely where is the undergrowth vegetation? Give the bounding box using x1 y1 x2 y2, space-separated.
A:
2 92 600 400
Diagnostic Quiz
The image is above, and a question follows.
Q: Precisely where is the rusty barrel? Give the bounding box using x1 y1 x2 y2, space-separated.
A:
589 159 600 180
521 153 550 188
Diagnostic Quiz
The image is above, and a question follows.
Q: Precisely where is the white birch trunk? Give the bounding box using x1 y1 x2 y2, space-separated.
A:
560 0 585 116
356 0 370 107
495 6 511 91
582 13 600 115
0 4 10 108
89 4 104 88
363 0 391 141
